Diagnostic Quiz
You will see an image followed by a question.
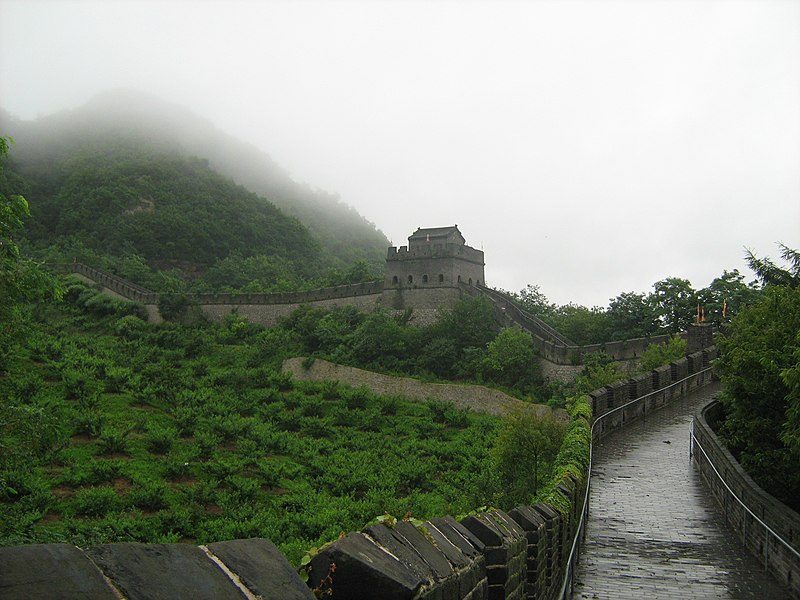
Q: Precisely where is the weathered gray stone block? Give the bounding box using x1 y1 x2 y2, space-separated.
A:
86 543 244 600
307 532 423 600
207 538 314 600
395 521 454 579
460 513 505 547
429 515 485 555
508 505 545 533
0 544 118 600
364 523 437 584
487 509 525 539
423 519 471 568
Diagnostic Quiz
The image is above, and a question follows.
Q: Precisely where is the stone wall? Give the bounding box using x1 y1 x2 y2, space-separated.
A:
588 348 717 430
304 501 573 599
55 263 713 371
200 292 384 328
470 284 697 365
282 357 549 417
692 401 800 598
59 262 159 304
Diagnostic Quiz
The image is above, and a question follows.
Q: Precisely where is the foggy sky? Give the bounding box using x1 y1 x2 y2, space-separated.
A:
1 0 798 307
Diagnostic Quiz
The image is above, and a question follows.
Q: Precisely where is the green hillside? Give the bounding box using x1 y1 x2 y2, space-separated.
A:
0 91 389 287
24 145 317 266
0 278 500 563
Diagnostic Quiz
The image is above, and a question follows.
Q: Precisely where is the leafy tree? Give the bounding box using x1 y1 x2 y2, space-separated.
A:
547 303 609 346
780 343 800 462
637 335 686 373
200 252 301 292
433 296 498 379
606 291 660 339
651 277 697 334
0 136 61 365
347 310 409 370
745 243 800 288
324 259 381 286
1 136 69 511
157 294 191 322
436 295 497 350
492 409 566 504
573 352 621 394
697 269 761 325
483 327 540 390
515 284 556 316
716 284 800 510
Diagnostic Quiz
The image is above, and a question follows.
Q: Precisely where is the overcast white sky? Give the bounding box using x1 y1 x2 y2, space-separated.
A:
1 0 798 306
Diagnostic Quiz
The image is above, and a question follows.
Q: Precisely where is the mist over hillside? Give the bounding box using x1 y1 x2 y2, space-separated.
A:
0 90 390 273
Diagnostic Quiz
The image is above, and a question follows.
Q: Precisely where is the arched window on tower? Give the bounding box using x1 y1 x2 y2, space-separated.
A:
438 274 444 283
408 275 413 284
423 274 428 283
392 275 398 285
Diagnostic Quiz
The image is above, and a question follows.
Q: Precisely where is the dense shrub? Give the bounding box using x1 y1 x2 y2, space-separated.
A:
72 486 122 517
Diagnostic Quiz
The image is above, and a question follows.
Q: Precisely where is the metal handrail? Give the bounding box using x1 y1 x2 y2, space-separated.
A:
475 284 576 346
557 367 713 599
690 421 800 563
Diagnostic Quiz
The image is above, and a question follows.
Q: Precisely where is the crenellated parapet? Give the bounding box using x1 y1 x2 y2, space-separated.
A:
386 242 485 265
384 226 486 293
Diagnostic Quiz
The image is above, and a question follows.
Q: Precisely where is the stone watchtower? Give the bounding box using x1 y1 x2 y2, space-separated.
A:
382 225 485 312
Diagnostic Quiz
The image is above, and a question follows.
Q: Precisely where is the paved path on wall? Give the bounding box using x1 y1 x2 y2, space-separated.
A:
574 383 792 599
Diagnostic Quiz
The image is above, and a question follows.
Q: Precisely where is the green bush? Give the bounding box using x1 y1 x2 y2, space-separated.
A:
73 486 122 516
195 430 223 460
163 451 194 481
86 460 125 485
8 372 44 403
145 424 178 455
98 427 132 455
492 409 566 505
71 407 105 438
301 416 334 439
377 395 399 416
344 387 370 410
638 335 687 373
62 368 101 401
158 294 190 322
103 365 132 393
114 315 147 339
300 396 325 418
129 481 169 511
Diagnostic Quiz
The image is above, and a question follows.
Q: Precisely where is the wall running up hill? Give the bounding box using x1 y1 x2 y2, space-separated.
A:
57 262 695 368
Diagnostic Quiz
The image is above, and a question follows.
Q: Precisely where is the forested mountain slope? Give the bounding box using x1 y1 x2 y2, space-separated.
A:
0 91 389 278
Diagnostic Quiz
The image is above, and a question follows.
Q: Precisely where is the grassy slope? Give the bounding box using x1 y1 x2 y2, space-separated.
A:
0 283 498 564
0 91 389 273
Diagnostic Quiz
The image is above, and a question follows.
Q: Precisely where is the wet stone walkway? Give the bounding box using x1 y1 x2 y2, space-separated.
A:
573 382 792 599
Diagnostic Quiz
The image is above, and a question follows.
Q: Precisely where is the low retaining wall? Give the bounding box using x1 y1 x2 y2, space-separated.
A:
282 357 549 417
692 401 800 598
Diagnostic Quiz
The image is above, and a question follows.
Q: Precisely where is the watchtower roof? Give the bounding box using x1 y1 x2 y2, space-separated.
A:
408 225 465 246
